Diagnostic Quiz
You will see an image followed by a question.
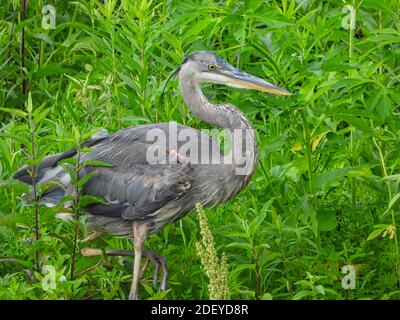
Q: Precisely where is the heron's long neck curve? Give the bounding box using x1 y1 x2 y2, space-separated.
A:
179 73 258 177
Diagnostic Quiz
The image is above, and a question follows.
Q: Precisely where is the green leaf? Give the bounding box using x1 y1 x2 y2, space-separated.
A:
59 163 77 184
27 92 33 113
292 290 312 300
382 193 400 217
142 283 154 295
33 103 51 123
317 211 337 232
261 293 273 300
335 114 372 134
300 197 318 238
57 195 75 207
33 33 54 46
38 180 64 196
315 285 325 295
367 225 388 241
366 88 393 120
84 160 114 167
0 179 31 194
226 242 253 251
47 232 74 248
378 89 392 120
383 175 400 182
0 107 27 118
78 195 107 207
77 171 98 187
315 168 353 190
59 157 78 166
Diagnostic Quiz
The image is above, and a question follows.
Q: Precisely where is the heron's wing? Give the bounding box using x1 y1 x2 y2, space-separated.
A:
81 163 192 220
78 124 196 220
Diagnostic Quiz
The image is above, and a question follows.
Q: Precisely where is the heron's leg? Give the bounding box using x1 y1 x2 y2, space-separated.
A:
128 222 148 300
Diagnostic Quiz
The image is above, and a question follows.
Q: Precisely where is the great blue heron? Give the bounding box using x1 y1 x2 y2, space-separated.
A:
13 51 290 299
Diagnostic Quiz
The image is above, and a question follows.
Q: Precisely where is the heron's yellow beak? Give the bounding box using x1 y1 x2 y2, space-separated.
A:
222 69 291 96
226 76 291 95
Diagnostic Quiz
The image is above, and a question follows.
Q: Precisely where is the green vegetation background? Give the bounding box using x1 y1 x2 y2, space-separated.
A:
0 0 400 299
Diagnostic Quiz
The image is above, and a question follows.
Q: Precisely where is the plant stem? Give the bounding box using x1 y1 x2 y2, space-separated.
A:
350 128 356 213
300 110 314 193
252 249 261 299
70 148 81 280
4 2 16 110
38 0 44 88
348 6 357 214
349 24 354 62
28 106 40 272
373 137 400 287
20 0 27 95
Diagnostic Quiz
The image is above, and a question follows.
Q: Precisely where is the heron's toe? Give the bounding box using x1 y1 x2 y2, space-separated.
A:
141 250 168 291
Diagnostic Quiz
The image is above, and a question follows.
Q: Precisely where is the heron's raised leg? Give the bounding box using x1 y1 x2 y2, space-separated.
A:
128 222 148 300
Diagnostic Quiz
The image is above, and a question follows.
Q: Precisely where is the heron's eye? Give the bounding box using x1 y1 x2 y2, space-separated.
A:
208 64 216 71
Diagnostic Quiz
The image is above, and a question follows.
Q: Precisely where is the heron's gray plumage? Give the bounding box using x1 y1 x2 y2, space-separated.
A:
13 51 290 299
16 121 252 236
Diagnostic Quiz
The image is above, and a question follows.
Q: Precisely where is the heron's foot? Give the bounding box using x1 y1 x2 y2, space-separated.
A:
128 292 139 300
141 250 168 291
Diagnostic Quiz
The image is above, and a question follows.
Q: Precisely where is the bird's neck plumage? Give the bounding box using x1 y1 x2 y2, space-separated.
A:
179 73 258 178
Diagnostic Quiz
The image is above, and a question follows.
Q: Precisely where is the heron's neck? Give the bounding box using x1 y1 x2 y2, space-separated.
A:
180 78 250 130
179 77 258 176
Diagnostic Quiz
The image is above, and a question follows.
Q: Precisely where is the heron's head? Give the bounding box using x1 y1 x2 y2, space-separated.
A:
178 51 291 95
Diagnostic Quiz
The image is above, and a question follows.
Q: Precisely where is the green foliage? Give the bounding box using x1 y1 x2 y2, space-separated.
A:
0 0 400 300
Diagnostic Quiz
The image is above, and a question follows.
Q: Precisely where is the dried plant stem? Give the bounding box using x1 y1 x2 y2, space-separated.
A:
195 203 230 300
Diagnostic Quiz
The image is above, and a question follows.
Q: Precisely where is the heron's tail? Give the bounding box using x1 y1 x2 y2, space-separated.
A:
12 151 75 185
12 151 74 207
12 130 109 207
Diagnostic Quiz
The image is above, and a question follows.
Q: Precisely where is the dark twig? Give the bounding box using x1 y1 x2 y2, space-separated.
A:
3 2 17 110
20 0 28 95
